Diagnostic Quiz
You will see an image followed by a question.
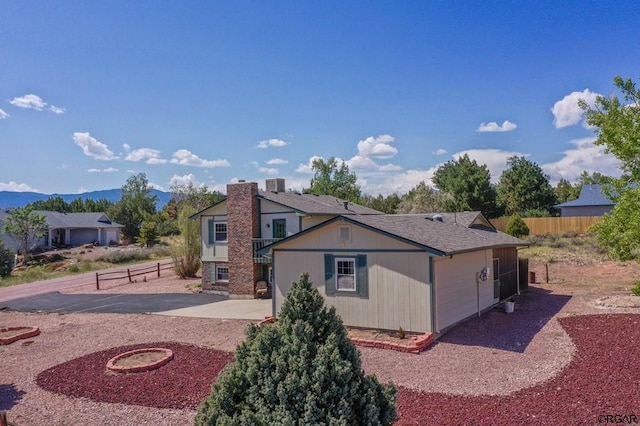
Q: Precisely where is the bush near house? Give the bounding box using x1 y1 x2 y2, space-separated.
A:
195 273 398 426
506 214 530 238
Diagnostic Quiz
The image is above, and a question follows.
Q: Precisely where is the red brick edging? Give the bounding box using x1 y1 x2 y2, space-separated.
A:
106 348 174 373
257 317 434 354
0 326 40 345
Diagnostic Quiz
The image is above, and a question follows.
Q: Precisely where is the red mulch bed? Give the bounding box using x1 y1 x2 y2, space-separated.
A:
35 314 640 424
36 342 234 409
396 314 640 425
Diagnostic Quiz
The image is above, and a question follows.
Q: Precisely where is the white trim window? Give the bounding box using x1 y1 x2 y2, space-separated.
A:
335 257 356 292
215 222 228 242
216 266 229 281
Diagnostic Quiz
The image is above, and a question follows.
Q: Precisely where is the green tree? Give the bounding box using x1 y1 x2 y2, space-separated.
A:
170 182 225 216
195 272 397 425
396 181 451 214
108 173 158 242
359 193 401 213
137 220 160 248
432 154 501 217
28 196 70 212
497 156 557 216
555 178 579 204
506 214 530 238
0 238 14 278
171 206 201 278
580 76 640 261
306 157 361 202
2 207 47 258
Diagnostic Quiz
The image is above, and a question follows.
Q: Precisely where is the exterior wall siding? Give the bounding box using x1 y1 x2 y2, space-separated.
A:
433 250 495 332
200 214 228 261
560 205 612 217
272 221 432 332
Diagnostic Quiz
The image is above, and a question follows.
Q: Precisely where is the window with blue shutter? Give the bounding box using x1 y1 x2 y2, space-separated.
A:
324 253 367 297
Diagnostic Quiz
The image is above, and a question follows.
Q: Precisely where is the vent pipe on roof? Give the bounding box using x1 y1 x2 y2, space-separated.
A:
432 214 443 222
343 201 349 210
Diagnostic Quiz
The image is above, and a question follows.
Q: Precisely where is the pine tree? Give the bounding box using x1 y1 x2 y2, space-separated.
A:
195 273 397 425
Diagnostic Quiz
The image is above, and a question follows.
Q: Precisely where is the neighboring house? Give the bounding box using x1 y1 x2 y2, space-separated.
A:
34 211 123 247
259 212 528 334
0 209 19 251
554 184 614 217
191 179 383 298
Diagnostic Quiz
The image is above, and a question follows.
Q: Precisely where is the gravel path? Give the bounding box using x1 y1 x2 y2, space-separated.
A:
2 268 640 425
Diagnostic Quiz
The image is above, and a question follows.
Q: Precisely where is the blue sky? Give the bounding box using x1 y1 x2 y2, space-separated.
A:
2 1 639 196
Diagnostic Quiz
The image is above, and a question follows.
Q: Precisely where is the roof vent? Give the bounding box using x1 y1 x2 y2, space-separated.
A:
343 201 349 210
266 178 285 193
432 214 443 222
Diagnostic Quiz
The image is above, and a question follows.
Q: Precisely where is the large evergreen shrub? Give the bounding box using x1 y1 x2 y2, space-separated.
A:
195 273 398 425
506 214 530 238
0 239 14 278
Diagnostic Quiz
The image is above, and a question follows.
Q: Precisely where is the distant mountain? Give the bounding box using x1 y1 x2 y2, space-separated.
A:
0 189 172 210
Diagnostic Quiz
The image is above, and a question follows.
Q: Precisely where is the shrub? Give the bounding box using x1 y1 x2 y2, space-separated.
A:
632 281 640 296
96 249 151 264
172 207 200 279
68 264 80 273
195 273 398 425
0 240 14 278
137 220 160 248
506 214 530 238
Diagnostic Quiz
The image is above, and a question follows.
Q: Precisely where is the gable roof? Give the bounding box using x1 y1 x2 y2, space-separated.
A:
257 190 383 215
191 190 384 217
34 211 123 228
260 211 527 256
555 184 614 208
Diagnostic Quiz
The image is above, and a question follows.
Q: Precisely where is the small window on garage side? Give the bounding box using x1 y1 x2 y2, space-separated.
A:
216 266 229 281
335 257 356 291
324 254 368 297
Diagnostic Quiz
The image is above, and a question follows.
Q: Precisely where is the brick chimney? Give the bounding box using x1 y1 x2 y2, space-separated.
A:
226 181 261 298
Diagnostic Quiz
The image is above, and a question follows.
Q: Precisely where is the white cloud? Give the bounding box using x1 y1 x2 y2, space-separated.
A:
73 132 117 160
124 147 167 164
356 134 398 159
87 167 118 173
551 89 599 128
169 173 202 187
542 137 622 183
256 138 288 149
0 109 9 119
259 167 279 175
266 158 288 165
149 181 165 191
432 148 447 155
9 93 64 114
453 149 526 183
366 168 438 196
76 187 88 194
295 155 325 173
10 94 47 110
0 181 39 192
170 149 230 168
477 120 517 132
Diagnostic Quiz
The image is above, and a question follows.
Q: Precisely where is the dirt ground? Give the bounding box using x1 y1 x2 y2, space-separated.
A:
527 257 640 309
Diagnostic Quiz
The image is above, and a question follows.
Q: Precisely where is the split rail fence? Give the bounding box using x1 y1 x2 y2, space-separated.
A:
95 260 176 290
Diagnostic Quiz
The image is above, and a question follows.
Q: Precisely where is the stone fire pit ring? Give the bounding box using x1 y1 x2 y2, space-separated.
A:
106 347 174 373
0 326 40 345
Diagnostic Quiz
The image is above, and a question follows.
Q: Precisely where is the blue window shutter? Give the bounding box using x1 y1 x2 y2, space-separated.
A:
208 219 215 245
356 254 368 297
324 254 335 295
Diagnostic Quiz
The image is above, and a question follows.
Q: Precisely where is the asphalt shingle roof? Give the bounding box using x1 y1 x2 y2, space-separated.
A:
555 184 614 208
34 211 123 228
258 190 384 215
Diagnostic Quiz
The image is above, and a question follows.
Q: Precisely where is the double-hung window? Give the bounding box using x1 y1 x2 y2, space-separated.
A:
216 266 229 281
335 258 356 291
215 222 227 242
324 254 368 297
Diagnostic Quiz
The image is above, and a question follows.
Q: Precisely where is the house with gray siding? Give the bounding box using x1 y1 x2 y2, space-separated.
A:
35 211 123 247
554 184 614 217
259 212 528 334
191 179 383 298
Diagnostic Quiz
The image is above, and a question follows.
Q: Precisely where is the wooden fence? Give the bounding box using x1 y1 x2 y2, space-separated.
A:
490 216 603 236
95 260 176 290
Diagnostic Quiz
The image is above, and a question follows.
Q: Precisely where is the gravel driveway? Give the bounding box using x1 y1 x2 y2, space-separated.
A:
2 266 639 425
